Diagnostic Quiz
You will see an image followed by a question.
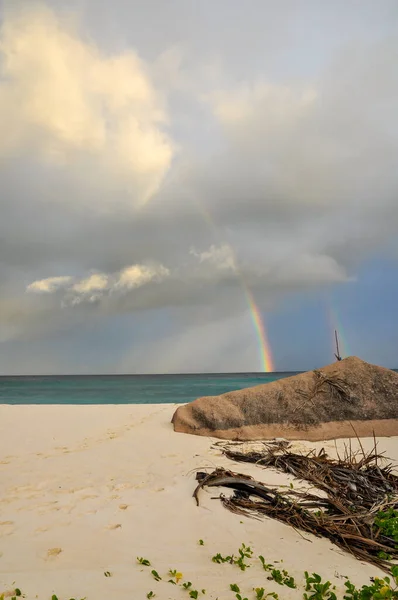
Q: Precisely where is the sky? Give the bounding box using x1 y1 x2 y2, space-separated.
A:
0 0 397 374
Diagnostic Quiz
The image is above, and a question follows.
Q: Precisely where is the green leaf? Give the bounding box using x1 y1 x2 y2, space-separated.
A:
392 565 398 582
254 587 265 600
259 556 273 571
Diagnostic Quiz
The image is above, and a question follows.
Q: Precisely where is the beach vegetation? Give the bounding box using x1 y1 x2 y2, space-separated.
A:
137 541 398 600
0 589 23 600
51 596 86 600
7 539 398 600
374 509 398 547
212 543 253 571
168 569 183 583
254 588 279 599
258 557 296 588
230 583 249 600
303 572 336 599
269 568 296 589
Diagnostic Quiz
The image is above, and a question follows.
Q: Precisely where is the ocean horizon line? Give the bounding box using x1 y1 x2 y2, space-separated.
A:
0 370 303 378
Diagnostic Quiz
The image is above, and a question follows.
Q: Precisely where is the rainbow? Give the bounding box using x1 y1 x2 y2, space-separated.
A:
194 201 275 373
243 285 274 372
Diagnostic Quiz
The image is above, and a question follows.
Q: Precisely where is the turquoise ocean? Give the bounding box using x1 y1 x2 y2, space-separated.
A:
0 372 298 405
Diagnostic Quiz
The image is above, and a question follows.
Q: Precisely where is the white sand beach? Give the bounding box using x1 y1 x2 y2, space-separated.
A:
0 404 397 599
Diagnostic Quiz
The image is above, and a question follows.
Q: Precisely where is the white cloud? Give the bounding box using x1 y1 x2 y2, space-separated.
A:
0 3 173 206
26 262 170 306
72 273 109 294
26 275 72 293
116 264 170 290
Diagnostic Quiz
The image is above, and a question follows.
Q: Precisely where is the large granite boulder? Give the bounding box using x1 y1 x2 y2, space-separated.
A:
171 357 398 441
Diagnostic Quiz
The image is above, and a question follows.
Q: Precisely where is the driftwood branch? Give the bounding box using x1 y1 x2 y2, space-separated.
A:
195 443 398 571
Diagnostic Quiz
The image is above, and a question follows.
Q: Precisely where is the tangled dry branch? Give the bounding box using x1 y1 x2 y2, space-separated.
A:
194 440 398 571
